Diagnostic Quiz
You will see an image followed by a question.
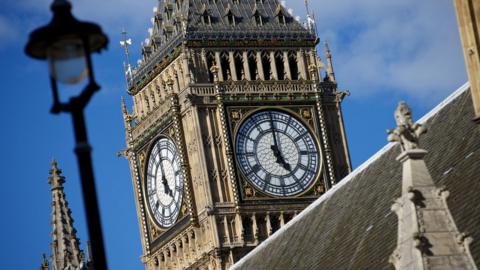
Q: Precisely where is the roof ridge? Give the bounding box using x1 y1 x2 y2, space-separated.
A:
231 81 471 269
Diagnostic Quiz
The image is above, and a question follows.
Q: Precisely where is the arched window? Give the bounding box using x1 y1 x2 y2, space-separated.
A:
255 14 263 26
165 7 172 20
234 52 244 80
227 11 236 26
220 52 231 80
248 51 258 80
278 14 286 25
270 215 280 234
202 11 211 25
206 52 215 83
176 0 182 11
261 52 271 80
288 51 299 80
275 52 285 80
243 217 253 242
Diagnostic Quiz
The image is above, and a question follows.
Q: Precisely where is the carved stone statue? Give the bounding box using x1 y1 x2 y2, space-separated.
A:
387 101 427 151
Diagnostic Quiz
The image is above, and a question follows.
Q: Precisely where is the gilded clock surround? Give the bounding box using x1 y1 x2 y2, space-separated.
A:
131 103 198 254
229 106 324 200
144 135 186 229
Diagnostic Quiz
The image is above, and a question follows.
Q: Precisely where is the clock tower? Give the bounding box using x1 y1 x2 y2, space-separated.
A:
121 0 351 269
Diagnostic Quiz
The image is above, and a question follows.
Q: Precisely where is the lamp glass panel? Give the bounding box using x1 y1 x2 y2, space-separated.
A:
47 38 88 84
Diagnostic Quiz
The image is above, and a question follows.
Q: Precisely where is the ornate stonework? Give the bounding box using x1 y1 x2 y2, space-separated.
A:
40 161 92 270
388 102 477 270
121 1 351 269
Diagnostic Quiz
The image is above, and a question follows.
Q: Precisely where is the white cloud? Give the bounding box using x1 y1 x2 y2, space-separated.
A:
11 0 467 102
0 15 20 50
287 0 467 102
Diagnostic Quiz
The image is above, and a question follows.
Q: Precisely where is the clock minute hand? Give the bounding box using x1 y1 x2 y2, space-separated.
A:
268 113 291 171
269 113 280 148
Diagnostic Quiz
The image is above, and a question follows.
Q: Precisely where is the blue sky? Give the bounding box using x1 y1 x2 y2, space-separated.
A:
0 0 467 269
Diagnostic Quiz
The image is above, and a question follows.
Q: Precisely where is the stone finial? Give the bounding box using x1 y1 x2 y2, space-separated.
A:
39 254 49 270
48 159 65 189
387 101 427 151
388 102 478 270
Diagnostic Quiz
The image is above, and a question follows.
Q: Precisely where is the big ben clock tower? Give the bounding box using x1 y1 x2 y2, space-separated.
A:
121 0 351 269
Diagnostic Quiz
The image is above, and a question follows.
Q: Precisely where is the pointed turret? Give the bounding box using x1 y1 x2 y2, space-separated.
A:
324 41 336 82
48 160 86 270
121 96 132 130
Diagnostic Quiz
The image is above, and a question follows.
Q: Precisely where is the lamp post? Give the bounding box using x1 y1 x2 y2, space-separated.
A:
25 1 109 269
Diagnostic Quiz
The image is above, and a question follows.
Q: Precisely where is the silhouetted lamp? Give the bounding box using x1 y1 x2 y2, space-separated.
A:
25 0 108 112
25 0 109 269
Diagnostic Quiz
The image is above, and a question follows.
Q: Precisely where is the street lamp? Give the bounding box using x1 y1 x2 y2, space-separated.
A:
25 0 109 269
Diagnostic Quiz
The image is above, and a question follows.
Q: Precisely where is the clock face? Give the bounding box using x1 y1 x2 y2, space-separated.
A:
235 110 320 197
146 137 184 228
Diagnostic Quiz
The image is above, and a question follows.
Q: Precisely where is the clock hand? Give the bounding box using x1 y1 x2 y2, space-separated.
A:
162 175 173 197
269 112 280 149
269 113 291 171
159 159 173 198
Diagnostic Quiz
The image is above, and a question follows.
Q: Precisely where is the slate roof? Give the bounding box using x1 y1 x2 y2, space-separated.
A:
185 0 316 41
132 0 316 90
231 83 480 270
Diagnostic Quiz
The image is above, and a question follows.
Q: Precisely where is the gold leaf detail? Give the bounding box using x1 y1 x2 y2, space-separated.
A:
301 109 312 120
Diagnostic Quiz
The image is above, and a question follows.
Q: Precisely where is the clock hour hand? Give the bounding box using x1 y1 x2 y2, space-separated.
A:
162 175 173 197
270 145 292 171
159 160 173 198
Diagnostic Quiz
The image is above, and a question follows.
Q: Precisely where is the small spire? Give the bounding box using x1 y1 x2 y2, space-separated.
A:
120 28 133 84
121 96 132 130
304 0 318 35
121 96 128 116
324 41 336 82
39 254 49 270
48 159 65 190
304 0 311 15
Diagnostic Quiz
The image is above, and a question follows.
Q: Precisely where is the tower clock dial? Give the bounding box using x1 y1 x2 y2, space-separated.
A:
146 137 184 228
235 110 320 197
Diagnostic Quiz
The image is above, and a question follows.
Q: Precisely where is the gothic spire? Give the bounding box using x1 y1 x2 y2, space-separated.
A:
48 160 86 270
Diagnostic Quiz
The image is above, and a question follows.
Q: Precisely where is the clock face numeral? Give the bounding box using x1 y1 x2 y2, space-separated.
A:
146 137 184 228
236 110 321 197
